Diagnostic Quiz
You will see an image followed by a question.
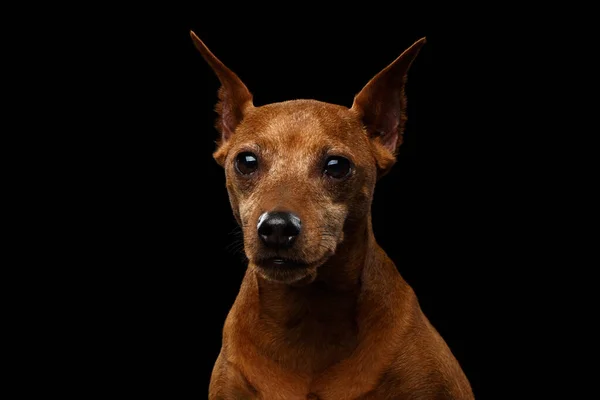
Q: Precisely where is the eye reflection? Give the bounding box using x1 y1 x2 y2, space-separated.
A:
324 156 352 179
235 152 258 175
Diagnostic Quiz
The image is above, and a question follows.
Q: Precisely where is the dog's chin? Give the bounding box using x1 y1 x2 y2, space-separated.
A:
252 256 328 285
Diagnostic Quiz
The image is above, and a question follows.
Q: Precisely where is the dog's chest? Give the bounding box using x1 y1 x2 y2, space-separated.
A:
257 305 359 368
231 326 374 400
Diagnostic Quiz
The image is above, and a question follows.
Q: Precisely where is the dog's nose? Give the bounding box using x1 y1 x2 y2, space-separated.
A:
257 212 301 249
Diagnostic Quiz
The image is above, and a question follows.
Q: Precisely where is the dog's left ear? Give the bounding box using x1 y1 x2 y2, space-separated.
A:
351 37 426 176
190 31 254 165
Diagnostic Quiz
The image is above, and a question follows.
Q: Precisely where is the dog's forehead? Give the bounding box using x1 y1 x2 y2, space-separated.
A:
237 100 365 146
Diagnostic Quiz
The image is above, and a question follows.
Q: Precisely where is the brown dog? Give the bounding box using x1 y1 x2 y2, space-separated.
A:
191 31 473 400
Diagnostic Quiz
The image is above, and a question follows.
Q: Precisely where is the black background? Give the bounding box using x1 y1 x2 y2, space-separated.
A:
67 4 515 399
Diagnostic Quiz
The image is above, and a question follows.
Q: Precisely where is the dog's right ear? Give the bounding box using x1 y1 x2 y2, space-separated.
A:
190 31 254 164
351 37 425 178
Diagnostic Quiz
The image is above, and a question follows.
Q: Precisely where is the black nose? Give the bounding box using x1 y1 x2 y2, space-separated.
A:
257 212 301 249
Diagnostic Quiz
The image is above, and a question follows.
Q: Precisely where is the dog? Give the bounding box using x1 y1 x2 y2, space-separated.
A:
191 31 474 400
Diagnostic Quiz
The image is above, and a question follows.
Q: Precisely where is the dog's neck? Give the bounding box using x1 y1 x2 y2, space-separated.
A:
241 215 389 372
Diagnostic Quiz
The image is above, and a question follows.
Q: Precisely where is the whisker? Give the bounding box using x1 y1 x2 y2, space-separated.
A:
228 226 244 237
225 238 245 255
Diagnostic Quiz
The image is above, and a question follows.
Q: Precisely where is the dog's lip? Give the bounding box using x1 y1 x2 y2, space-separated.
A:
255 257 310 269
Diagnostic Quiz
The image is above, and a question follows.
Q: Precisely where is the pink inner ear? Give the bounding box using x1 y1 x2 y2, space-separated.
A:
221 123 233 143
360 88 405 154
215 85 250 144
381 130 399 152
376 113 403 154
219 105 234 142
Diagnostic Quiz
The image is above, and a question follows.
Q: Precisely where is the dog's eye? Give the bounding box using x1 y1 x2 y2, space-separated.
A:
235 152 259 175
324 156 352 179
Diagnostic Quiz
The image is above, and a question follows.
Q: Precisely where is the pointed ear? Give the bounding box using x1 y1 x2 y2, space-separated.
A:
351 37 426 175
190 31 254 146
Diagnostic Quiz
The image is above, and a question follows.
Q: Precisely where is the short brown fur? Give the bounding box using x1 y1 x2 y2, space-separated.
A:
191 31 474 399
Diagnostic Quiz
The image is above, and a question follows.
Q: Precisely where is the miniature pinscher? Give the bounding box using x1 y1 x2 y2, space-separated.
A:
191 31 474 399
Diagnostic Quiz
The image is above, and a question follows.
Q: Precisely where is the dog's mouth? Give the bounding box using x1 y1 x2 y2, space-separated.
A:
255 257 311 270
253 255 330 284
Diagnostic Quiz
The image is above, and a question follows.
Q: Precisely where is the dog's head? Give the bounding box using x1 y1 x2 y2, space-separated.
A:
192 32 424 284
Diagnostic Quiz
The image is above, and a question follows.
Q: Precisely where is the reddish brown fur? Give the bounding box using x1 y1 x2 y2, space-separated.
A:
191 31 474 399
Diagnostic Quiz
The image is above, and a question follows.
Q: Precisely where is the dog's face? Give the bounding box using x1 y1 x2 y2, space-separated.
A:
192 32 425 283
215 101 377 283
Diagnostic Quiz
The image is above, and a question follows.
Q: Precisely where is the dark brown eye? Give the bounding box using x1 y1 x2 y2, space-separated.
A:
235 152 258 175
324 156 352 179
